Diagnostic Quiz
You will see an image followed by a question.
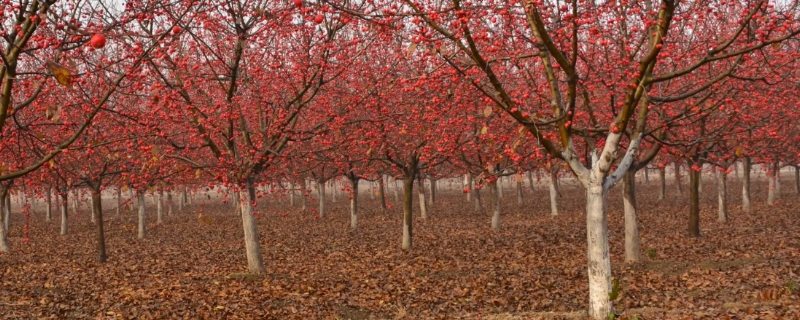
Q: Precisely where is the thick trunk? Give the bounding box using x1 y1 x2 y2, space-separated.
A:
675 162 683 196
497 176 504 199
46 187 52 221
319 180 327 218
768 162 779 206
644 167 649 184
688 167 701 237
658 167 666 201
585 183 613 319
91 187 108 263
393 179 399 202
137 193 146 239
402 175 414 250
717 170 728 222
3 193 10 232
417 178 428 220
116 188 121 215
549 169 559 216
0 190 9 253
490 181 501 231
157 191 164 224
239 179 265 274
622 170 640 263
350 178 359 229
378 176 387 211
331 180 338 203
90 193 97 223
369 181 376 200
527 171 535 194
474 185 482 213
60 192 68 235
180 188 186 211
516 177 523 206
742 158 751 212
288 181 295 207
167 192 173 216
466 173 472 203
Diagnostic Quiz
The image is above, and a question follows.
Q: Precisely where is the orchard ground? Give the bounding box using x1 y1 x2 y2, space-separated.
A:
1 174 799 319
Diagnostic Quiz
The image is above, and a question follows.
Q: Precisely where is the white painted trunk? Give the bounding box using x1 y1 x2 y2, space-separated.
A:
490 182 501 231
742 158 751 212
319 181 327 218
466 173 472 203
622 172 640 263
300 180 307 211
289 181 295 207
497 177 504 199
549 171 559 216
60 193 68 235
46 188 52 221
717 171 728 222
137 193 146 239
90 195 97 223
239 188 265 273
418 179 427 220
156 191 164 224
402 177 414 250
768 173 776 206
350 179 359 229
586 184 613 319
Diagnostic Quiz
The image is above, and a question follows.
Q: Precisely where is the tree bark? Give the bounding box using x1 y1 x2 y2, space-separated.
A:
0 188 9 253
369 181 376 200
516 176 523 206
393 178 399 202
717 170 728 222
91 186 108 263
767 162 778 206
474 183 482 213
167 192 173 216
288 181 295 207
3 192 10 232
350 177 359 229
585 182 612 319
318 179 327 218
622 170 640 263
331 180 338 203
300 179 307 211
402 174 414 250
179 188 186 211
549 169 559 216
157 190 164 224
795 166 800 196
417 178 428 220
429 177 436 206
60 191 68 235
490 180 501 231
239 179 265 274
688 166 701 237
116 188 121 215
137 192 146 239
465 173 472 203
742 158 751 212
497 176 504 199
675 162 683 196
527 171 536 194
90 193 97 223
658 167 666 201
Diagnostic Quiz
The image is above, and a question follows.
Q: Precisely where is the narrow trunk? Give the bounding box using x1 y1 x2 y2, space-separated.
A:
288 181 295 207
60 192 68 235
644 167 649 184
350 178 359 229
688 167 701 237
46 187 52 221
239 179 265 273
527 171 536 194
658 167 666 200
586 183 613 319
167 192 173 216
331 180 338 203
90 193 97 223
675 162 683 196
116 188 121 215
369 181 376 200
300 179 307 211
179 188 186 211
717 170 728 222
319 180 327 218
474 185 482 213
490 181 501 231
466 173 472 203
393 178 399 202
622 170 641 263
378 177 387 211
795 166 800 196
91 187 108 263
429 178 436 206
742 158 751 212
516 177 523 206
3 193 10 232
497 176 504 199
0 190 9 253
137 193 146 239
767 170 777 206
402 175 414 250
157 191 164 224
549 169 559 216
417 178 428 220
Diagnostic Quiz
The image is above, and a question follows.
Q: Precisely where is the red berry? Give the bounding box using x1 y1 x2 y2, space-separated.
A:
89 33 106 48
294 0 302 7
172 26 181 34
314 14 324 24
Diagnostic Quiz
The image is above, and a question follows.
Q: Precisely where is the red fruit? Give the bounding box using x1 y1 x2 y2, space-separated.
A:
294 0 302 7
89 33 106 48
172 26 181 34
314 14 324 24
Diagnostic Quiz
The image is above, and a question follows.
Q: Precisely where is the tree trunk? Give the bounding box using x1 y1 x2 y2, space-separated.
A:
137 193 146 239
717 170 728 222
549 169 559 216
742 158 751 212
90 193 97 223
393 178 399 202
157 190 164 224
658 167 666 201
60 192 68 235
180 188 186 211
675 162 683 196
490 180 501 231
116 188 121 215
688 166 701 237
46 186 53 221
239 179 265 274
429 178 436 206
91 186 108 263
369 181 376 200
417 178 428 220
527 171 536 194
167 192 173 216
402 175 414 250
4 193 11 232
319 180 327 218
378 176 387 211
465 173 472 203
644 167 649 184
0 189 9 253
474 185 482 213
767 163 778 206
350 178 359 229
795 166 800 196
516 176 523 206
300 179 307 211
288 181 295 207
585 182 613 319
622 170 640 263
331 180 338 203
